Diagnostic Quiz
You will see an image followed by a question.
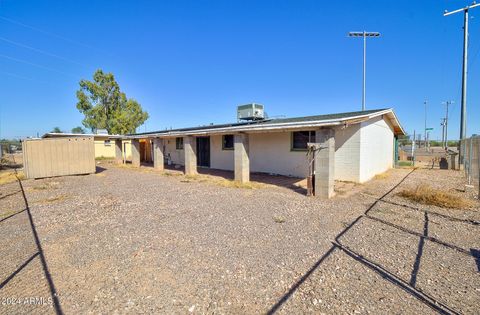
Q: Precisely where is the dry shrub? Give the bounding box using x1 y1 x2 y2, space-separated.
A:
35 194 69 204
0 171 24 185
398 184 473 209
178 173 267 189
374 172 389 180
214 179 267 189
273 216 286 223
32 181 60 190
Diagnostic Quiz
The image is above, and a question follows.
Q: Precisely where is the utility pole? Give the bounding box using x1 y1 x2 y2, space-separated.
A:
412 130 416 167
424 100 427 149
441 118 446 148
444 2 480 164
442 100 454 149
348 31 380 111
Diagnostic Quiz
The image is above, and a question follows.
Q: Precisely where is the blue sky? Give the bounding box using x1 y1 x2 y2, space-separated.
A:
0 0 479 140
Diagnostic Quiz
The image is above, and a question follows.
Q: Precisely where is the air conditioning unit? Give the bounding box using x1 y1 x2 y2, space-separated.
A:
237 103 265 121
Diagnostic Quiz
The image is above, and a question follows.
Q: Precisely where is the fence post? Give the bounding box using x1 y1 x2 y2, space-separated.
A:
468 138 473 185
478 137 480 198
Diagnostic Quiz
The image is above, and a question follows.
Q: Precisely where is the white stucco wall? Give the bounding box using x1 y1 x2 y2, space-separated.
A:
164 137 185 165
249 132 310 178
333 124 361 182
358 115 394 182
210 135 234 170
158 116 395 183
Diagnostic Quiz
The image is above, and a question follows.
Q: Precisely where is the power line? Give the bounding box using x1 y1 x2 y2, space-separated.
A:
0 70 53 85
0 15 113 58
0 15 96 50
0 54 75 77
0 36 83 66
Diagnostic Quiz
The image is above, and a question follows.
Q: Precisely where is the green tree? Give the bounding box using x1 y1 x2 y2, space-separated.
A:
51 127 62 133
71 126 85 134
76 69 149 134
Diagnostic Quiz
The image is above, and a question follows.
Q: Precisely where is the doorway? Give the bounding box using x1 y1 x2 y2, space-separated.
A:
196 136 210 167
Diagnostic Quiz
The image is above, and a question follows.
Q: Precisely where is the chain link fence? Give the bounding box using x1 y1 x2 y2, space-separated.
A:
461 135 480 194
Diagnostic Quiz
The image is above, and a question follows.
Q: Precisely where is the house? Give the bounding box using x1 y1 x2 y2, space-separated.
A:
42 132 132 160
122 107 404 198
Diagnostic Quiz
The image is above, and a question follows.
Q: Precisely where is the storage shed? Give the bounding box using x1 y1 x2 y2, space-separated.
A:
22 136 96 179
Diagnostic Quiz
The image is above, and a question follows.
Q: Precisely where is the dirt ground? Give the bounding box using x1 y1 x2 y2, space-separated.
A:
0 159 479 314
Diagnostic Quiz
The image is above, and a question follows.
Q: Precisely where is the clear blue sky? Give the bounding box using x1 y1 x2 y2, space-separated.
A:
1 0 479 140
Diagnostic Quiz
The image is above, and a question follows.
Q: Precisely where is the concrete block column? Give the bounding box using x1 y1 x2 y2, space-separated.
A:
131 139 141 167
315 129 335 199
153 138 164 171
234 133 250 183
184 136 197 175
115 139 123 164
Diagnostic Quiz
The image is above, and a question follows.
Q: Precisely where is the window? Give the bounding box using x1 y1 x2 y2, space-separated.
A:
104 140 111 146
222 135 234 150
291 131 316 150
176 137 184 150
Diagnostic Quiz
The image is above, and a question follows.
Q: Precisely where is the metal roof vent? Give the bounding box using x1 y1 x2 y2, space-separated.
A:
237 103 265 121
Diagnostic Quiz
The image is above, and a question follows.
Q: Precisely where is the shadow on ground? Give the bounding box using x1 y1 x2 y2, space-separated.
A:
0 169 63 314
268 169 479 314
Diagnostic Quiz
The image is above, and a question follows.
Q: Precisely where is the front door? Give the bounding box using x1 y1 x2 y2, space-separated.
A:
196 137 210 167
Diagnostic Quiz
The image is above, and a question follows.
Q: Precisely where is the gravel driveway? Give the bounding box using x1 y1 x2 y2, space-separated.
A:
0 163 478 314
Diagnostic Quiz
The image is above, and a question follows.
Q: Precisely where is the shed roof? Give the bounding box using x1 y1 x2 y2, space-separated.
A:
42 132 124 139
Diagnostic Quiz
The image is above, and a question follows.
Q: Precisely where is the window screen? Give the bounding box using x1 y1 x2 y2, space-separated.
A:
291 131 316 150
176 137 184 150
222 135 234 150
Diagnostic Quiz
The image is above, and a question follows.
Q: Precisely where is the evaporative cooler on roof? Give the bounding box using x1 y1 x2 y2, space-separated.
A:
237 103 265 121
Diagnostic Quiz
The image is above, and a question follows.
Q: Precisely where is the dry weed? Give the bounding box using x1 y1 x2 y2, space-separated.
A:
35 194 69 205
398 184 473 209
31 181 60 190
273 216 286 223
0 171 24 185
374 172 389 180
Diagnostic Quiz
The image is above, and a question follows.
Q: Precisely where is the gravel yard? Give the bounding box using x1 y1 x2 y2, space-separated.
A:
0 162 479 314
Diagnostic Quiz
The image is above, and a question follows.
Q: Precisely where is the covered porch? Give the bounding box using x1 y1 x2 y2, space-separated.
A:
115 129 336 198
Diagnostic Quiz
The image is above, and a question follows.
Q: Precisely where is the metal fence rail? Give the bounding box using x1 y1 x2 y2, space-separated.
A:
461 135 480 194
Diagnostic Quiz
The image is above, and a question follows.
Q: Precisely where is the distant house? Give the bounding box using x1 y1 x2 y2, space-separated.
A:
43 132 132 160
129 107 404 185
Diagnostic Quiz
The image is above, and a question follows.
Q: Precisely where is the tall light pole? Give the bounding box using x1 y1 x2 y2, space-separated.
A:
348 31 380 111
444 2 480 163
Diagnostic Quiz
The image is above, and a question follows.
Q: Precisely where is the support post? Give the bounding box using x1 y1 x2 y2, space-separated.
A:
153 138 164 171
131 139 140 167
115 139 123 164
234 133 250 183
315 129 335 199
184 136 197 175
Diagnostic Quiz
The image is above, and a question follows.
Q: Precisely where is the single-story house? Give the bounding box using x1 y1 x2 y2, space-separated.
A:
123 107 404 197
41 108 403 198
43 132 132 160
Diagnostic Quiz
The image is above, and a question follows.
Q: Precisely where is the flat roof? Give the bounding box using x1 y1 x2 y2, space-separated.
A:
41 108 405 140
131 108 405 138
